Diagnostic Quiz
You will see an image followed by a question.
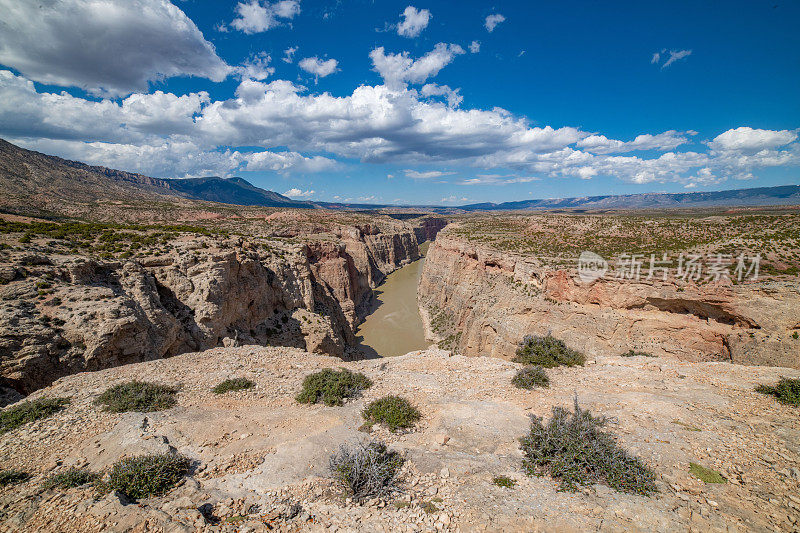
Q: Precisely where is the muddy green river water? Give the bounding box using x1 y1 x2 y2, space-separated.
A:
356 241 430 357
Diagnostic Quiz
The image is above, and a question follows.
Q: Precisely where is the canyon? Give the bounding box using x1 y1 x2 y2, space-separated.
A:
419 226 800 369
0 216 445 398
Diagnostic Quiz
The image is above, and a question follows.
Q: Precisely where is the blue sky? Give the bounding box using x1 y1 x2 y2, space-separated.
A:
0 0 798 205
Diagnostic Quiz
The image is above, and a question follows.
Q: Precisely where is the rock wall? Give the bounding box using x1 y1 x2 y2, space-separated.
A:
0 226 423 396
414 217 448 243
418 234 800 368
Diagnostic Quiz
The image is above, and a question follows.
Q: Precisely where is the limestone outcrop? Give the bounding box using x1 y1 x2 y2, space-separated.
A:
419 234 800 368
0 224 428 396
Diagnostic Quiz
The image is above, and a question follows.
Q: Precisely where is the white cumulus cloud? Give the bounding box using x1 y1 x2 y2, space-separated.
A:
234 52 275 80
370 43 465 88
282 46 298 64
404 169 456 179
485 14 505 32
420 83 463 108
0 0 230 97
708 127 798 152
298 57 339 78
577 131 689 154
396 6 431 38
246 150 337 173
283 188 315 198
469 41 481 53
228 0 300 34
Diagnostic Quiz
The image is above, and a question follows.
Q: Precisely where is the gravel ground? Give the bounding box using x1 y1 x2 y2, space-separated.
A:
1 345 799 532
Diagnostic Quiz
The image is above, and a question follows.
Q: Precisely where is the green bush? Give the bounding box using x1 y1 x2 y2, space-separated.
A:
0 397 70 434
0 470 30 486
212 377 255 394
43 468 99 490
492 475 516 488
689 462 726 484
362 396 421 431
520 398 657 495
513 335 585 368
512 366 549 389
296 368 372 406
329 441 404 501
109 453 191 500
95 381 178 413
619 350 656 358
756 377 800 406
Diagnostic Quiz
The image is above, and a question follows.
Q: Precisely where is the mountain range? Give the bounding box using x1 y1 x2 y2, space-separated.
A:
1 138 798 213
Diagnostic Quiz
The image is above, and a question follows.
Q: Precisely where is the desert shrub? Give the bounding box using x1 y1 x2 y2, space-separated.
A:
620 350 656 358
420 501 439 514
520 398 657 495
689 462 726 484
108 453 191 500
212 377 255 394
329 441 404 501
756 377 800 406
0 470 30 486
296 368 372 406
43 468 99 490
512 366 549 389
362 396 421 431
0 397 70 434
492 475 516 488
96 381 178 413
513 335 585 368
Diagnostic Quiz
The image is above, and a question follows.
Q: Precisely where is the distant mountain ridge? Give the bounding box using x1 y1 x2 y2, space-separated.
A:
0 138 312 210
0 138 797 213
164 176 313 208
458 185 800 211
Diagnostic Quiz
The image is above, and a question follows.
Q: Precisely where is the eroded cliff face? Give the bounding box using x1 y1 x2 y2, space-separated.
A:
414 217 448 243
419 234 800 368
0 224 426 396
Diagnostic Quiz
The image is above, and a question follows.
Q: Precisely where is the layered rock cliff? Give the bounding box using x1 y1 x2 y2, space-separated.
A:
419 234 800 368
0 223 428 397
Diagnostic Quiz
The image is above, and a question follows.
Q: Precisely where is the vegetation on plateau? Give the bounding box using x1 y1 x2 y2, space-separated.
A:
95 381 178 413
0 397 70 434
329 441 404 501
756 377 800 406
513 335 586 368
43 468 100 490
520 398 658 495
212 377 256 394
362 395 422 431
296 368 372 406
689 462 726 484
512 365 550 389
108 453 191 500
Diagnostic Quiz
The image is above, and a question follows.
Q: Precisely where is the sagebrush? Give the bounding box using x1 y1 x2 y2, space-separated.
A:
95 381 178 413
0 470 30 486
512 366 549 389
43 467 99 490
329 441 404 501
109 453 191 500
212 377 256 394
0 397 70 434
513 335 585 368
520 397 657 495
362 396 421 431
296 368 372 406
756 377 800 406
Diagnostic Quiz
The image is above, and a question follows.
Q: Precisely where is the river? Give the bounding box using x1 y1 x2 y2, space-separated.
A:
355 241 431 357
